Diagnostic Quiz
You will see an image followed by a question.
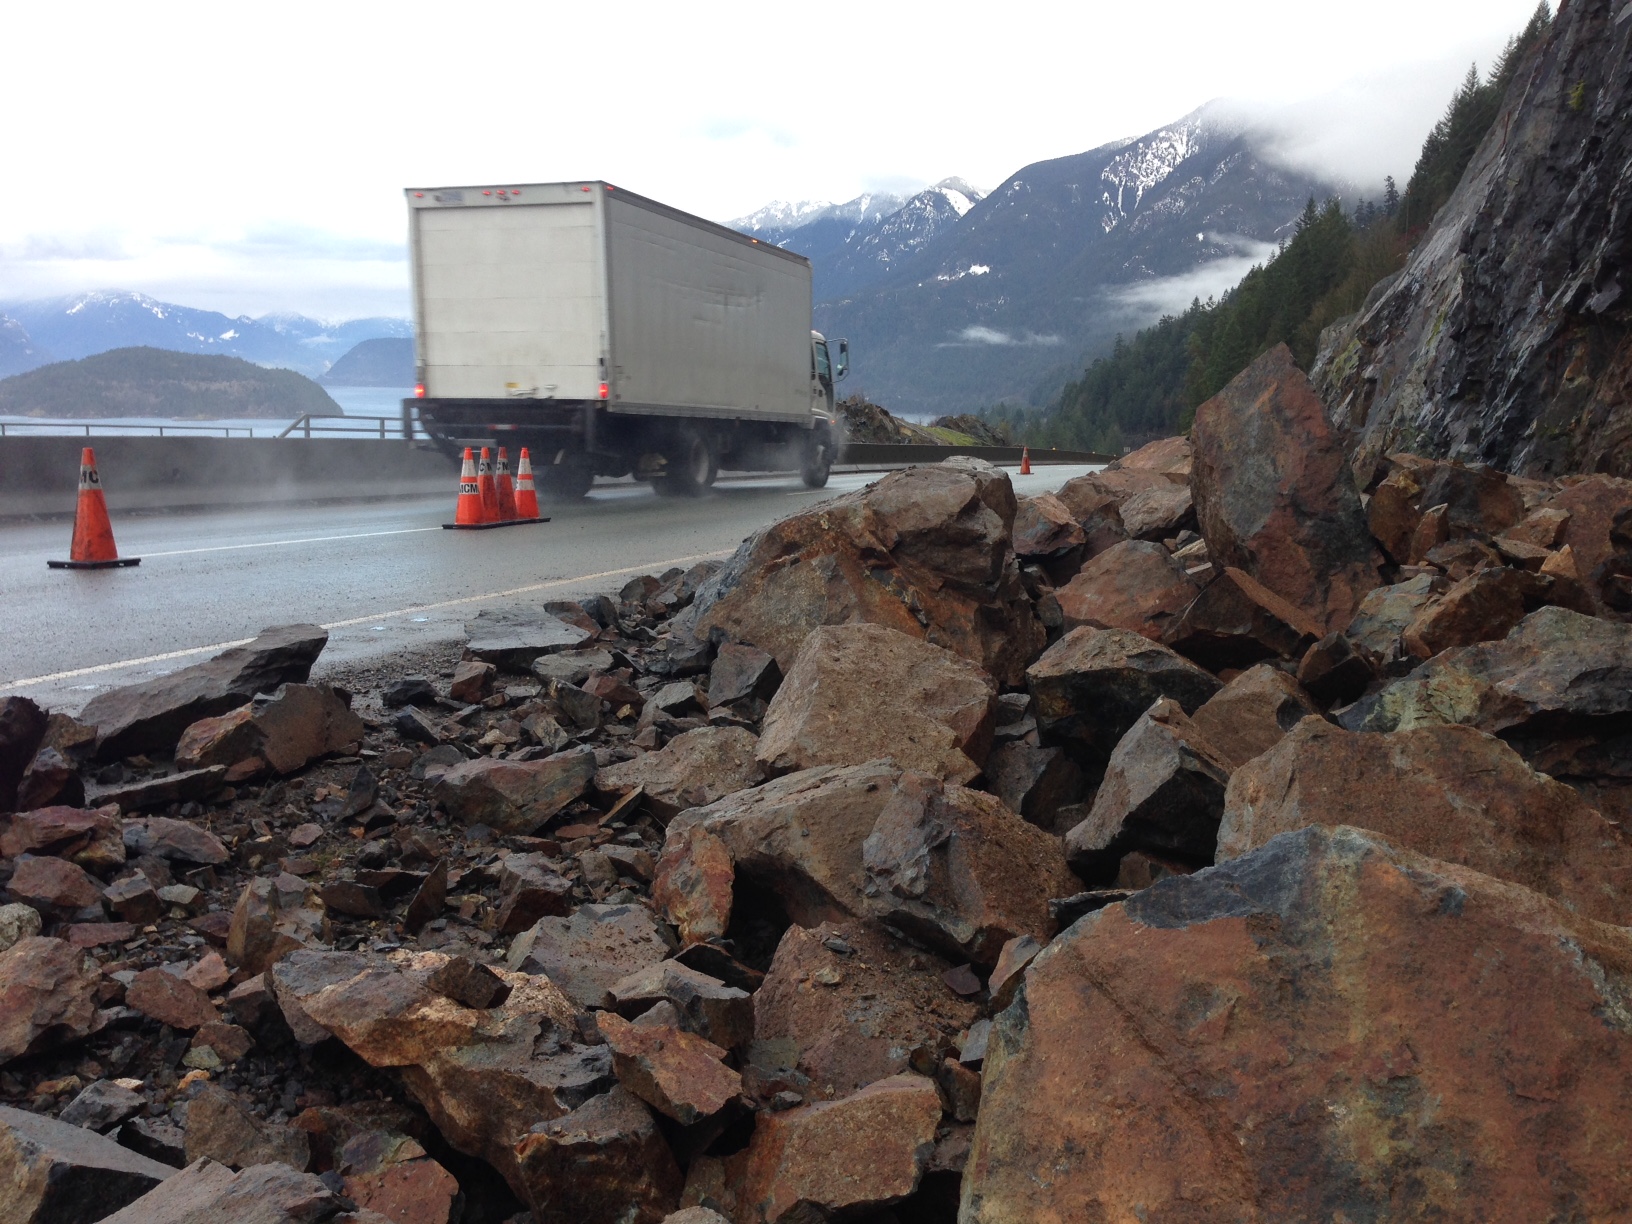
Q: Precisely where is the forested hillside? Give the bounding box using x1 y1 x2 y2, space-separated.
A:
999 3 1552 454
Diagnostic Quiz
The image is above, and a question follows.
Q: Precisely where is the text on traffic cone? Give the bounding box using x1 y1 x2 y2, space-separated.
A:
453 447 484 526
477 447 500 523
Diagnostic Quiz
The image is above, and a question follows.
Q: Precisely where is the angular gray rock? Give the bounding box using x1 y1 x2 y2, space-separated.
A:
96 1157 346 1224
78 625 328 761
463 609 592 669
432 750 595 835
1063 698 1236 877
597 726 765 823
507 903 675 1010
0 1102 175 1223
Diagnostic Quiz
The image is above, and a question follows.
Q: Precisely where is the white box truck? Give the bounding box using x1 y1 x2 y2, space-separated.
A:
403 180 847 496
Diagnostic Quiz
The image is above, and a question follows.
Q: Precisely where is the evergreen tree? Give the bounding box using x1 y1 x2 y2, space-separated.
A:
1383 176 1400 216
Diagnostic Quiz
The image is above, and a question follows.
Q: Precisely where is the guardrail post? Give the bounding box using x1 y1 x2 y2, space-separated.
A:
303 418 311 439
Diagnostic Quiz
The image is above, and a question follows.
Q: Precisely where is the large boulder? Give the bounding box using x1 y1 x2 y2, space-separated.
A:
174 684 363 778
962 826 1632 1222
1161 566 1323 670
751 919 980 1101
270 948 586 1202
709 1075 943 1223
1027 627 1221 766
1063 698 1235 878
96 1158 351 1224
652 763 1074 965
1344 573 1446 670
0 1102 176 1223
506 902 674 1010
1190 346 1381 630
1187 664 1321 771
597 727 765 823
78 625 329 760
432 751 595 835
0 936 101 1063
755 624 997 784
1219 719 1632 926
1011 492 1088 560
1109 435 1192 483
1053 541 1200 641
1549 475 1632 616
860 772 1077 965
513 1086 682 1224
679 460 1045 687
1342 606 1632 738
1117 481 1194 541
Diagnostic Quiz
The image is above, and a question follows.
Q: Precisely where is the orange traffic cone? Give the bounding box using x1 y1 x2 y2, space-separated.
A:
48 448 140 569
514 448 541 519
1019 446 1032 475
477 447 500 523
495 447 518 521
444 448 485 528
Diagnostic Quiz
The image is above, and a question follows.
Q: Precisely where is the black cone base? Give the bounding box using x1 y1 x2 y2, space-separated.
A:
47 557 141 569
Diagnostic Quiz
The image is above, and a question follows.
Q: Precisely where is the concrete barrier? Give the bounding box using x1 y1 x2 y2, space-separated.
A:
0 436 1110 519
0 436 455 518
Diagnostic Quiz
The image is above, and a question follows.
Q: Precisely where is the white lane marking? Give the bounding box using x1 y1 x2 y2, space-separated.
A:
0 548 733 692
139 527 442 558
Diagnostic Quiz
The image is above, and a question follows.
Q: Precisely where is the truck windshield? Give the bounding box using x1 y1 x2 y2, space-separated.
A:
815 342 832 382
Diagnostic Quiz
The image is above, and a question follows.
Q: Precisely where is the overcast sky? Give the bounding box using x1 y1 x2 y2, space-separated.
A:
1 0 1546 320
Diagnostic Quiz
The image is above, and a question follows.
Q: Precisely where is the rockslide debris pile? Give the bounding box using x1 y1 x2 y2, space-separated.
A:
2 347 1632 1222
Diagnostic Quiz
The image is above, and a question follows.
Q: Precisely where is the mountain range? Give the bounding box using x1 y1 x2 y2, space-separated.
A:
0 291 411 382
732 106 1342 415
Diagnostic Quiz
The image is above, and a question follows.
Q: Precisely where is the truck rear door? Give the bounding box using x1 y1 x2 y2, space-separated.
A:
410 187 603 401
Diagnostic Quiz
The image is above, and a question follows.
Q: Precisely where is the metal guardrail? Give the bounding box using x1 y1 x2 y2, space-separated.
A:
0 414 406 440
837 443 1114 466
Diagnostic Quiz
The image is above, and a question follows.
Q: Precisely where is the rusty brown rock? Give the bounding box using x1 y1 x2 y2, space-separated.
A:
1064 698 1235 877
1402 565 1532 658
609 961 753 1051
0 936 100 1063
755 623 996 784
1 804 124 870
1187 664 1322 771
1503 504 1573 549
705 644 783 713
598 727 765 823
1011 492 1088 559
1366 460 1429 563
1027 627 1222 765
494 852 574 935
432 750 595 835
860 772 1077 965
987 934 1042 1012
751 920 979 1101
1051 474 1130 556
270 948 586 1202
1162 565 1324 670
597 1012 741 1125
343 1146 460 1224
1191 345 1382 629
14 747 85 812
127 968 218 1030
225 876 329 977
448 659 495 704
8 856 104 915
514 1086 682 1224
1109 435 1192 483
173 707 260 775
506 902 673 1010
1219 719 1632 925
122 817 229 865
1117 481 1194 541
1054 540 1200 641
727 1074 941 1223
1295 631 1377 707
681 459 1044 687
1344 572 1447 670
185 1085 310 1170
963 825 1632 1222
650 823 736 947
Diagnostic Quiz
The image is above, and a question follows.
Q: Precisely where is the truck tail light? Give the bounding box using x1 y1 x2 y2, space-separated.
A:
414 383 425 399
598 382 609 400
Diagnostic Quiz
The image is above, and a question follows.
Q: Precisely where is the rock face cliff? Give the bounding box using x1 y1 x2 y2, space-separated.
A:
1314 0 1632 480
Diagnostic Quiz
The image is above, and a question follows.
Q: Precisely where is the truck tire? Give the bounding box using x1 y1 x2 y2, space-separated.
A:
654 428 717 497
538 462 594 501
799 424 835 489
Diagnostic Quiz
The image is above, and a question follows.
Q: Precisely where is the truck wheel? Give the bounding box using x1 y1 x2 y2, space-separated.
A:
799 425 834 489
654 429 717 497
539 462 594 501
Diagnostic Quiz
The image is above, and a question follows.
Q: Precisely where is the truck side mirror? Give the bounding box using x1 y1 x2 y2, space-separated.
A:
834 338 850 380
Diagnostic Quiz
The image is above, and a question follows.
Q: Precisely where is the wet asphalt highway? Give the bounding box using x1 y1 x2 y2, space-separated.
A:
0 465 1098 714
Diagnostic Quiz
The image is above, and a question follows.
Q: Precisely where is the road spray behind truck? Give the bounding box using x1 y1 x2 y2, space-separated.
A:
403 180 847 497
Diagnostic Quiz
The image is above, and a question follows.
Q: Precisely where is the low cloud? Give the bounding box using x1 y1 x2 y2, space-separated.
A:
942 325 1064 348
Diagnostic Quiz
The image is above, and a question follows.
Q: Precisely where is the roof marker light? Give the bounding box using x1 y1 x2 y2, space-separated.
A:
414 191 424 198
483 190 492 196
581 186 592 192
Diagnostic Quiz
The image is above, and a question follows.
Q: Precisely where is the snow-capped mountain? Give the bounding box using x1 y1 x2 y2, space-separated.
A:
818 178 987 299
814 105 1337 415
729 199 835 237
0 315 47 379
0 291 411 379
